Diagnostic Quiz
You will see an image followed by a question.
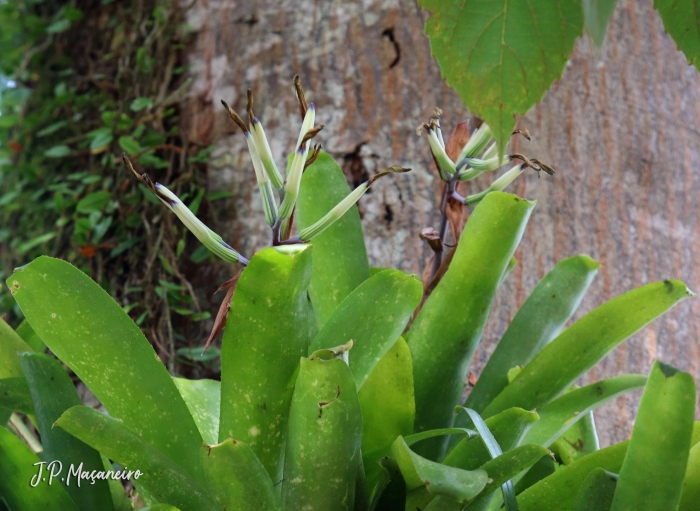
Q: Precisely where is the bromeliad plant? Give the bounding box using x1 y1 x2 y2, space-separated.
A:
0 78 698 511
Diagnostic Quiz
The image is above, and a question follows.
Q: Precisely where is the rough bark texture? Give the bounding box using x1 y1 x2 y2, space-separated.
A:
181 0 700 446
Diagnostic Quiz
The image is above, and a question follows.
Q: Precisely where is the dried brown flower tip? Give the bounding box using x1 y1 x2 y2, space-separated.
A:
221 99 248 132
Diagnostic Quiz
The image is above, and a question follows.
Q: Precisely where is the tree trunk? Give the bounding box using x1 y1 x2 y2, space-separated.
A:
181 0 700 446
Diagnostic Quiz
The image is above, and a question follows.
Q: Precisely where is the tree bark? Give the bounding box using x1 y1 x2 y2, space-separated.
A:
182 0 700 446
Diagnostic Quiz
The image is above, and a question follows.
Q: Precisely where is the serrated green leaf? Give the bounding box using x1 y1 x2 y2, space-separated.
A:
610 361 696 511
420 0 584 155
296 152 371 326
654 0 700 72
407 192 535 459
483 280 693 418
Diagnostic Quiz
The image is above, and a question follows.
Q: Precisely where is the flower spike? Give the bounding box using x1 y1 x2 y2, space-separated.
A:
279 104 316 219
298 166 411 241
462 165 525 205
122 154 248 265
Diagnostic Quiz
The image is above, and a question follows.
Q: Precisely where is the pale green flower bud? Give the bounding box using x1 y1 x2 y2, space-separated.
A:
427 128 455 181
278 145 309 219
244 132 279 226
250 118 284 190
155 183 248 264
463 165 524 206
459 123 493 160
299 166 410 241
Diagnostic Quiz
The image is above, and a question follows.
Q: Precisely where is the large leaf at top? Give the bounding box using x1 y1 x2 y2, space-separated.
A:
610 361 696 511
0 425 78 511
420 0 584 155
20 353 114 511
309 269 422 388
655 0 700 73
282 356 363 511
483 280 693 418
201 439 283 511
7 257 204 483
521 374 646 447
55 406 216 511
296 152 371 326
219 245 312 482
466 254 600 414
407 192 535 459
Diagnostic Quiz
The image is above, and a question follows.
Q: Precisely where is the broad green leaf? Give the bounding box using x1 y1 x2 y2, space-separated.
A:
420 0 584 155
572 468 617 511
15 319 45 352
464 445 551 511
220 245 312 482
0 318 33 378
521 375 646 447
391 436 488 503
518 442 629 511
20 353 114 511
0 377 33 415
445 408 540 470
679 441 700 511
201 439 283 511
173 377 220 445
483 280 693 418
141 506 181 511
55 406 216 511
655 0 700 73
118 135 140 155
512 455 556 494
44 144 71 158
130 97 153 111
89 129 113 152
309 269 422 388
8 257 204 483
584 0 620 46
283 357 363 511
407 192 535 459
296 152 371 326
0 425 78 511
610 361 696 511
359 337 415 454
465 255 600 414
76 191 111 213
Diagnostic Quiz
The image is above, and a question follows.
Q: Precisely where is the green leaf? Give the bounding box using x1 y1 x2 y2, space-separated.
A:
8 257 205 483
309 269 422 388
283 357 363 511
556 411 599 463
118 135 140 155
130 97 153 111
407 192 535 459
654 0 700 72
15 319 46 352
296 152 371 326
571 468 617 511
141 506 182 511
219 246 312 482
584 0 619 46
0 319 33 378
420 0 584 155
201 439 283 511
76 191 111 213
0 377 33 415
444 408 540 470
521 375 646 448
0 425 78 511
464 445 551 511
359 337 415 454
465 255 600 414
89 128 113 152
173 377 220 445
55 406 216 511
679 441 700 511
37 121 68 137
391 436 488 503
46 18 71 33
44 145 71 158
518 442 628 511
16 232 57 255
609 361 696 511
20 353 114 511
483 280 693 418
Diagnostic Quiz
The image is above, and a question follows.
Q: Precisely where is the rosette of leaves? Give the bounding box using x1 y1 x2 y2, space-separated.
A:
0 82 697 511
